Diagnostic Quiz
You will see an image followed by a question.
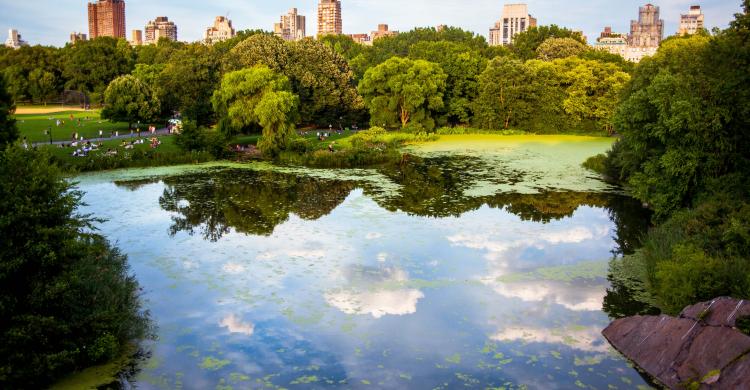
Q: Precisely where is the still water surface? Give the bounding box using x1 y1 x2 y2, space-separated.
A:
75 136 653 389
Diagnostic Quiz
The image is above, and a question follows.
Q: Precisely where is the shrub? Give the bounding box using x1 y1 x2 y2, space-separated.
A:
0 147 151 388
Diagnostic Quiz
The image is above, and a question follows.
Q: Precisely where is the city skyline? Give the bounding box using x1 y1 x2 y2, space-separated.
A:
0 0 740 47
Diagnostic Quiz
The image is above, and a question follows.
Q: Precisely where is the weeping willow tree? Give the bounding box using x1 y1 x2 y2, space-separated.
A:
211 65 299 157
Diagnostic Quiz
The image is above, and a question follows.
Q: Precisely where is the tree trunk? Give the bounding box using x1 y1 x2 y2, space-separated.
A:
400 104 410 128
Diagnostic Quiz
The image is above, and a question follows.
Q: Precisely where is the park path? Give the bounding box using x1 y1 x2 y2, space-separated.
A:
32 128 173 147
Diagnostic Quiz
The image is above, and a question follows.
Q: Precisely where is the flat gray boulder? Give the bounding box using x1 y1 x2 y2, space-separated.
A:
602 297 750 389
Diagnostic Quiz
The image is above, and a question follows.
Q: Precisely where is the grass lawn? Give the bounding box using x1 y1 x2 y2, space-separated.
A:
38 135 180 162
16 110 144 143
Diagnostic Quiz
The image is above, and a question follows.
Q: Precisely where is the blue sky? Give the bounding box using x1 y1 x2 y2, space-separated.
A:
0 0 742 47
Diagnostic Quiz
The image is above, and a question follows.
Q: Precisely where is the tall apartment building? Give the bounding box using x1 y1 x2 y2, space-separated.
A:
130 30 143 46
679 5 705 35
628 4 664 47
5 29 27 49
274 8 306 41
205 16 236 44
371 24 398 41
489 4 537 46
317 0 342 37
145 16 178 44
88 0 126 39
70 32 88 44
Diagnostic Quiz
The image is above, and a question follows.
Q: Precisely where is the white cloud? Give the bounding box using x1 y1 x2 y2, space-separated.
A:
220 314 255 336
491 325 609 353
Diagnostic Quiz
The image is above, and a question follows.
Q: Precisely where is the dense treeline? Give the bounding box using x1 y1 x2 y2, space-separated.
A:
605 1 750 314
1 24 631 143
0 79 150 388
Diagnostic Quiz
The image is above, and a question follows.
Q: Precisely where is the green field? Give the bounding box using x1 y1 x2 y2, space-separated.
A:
38 135 180 160
17 111 139 143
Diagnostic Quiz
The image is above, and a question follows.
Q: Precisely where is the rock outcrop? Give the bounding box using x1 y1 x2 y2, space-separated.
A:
602 297 750 389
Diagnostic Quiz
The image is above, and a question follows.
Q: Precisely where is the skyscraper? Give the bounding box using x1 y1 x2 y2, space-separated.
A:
205 16 236 44
628 4 664 47
274 8 306 41
88 0 126 39
145 17 178 44
489 4 537 46
317 0 342 37
679 5 705 36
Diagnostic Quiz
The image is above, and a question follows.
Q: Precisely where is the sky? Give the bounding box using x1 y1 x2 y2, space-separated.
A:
0 0 742 47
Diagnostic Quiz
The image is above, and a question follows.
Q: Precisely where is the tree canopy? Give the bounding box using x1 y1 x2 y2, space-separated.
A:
0 76 18 148
0 146 150 388
101 75 160 128
358 57 447 132
212 66 299 156
511 25 587 60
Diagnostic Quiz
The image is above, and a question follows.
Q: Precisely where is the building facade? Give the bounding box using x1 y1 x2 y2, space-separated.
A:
489 4 537 46
274 8 306 41
348 33 371 45
679 5 705 35
70 32 88 44
5 29 27 49
317 0 342 37
130 29 143 46
88 0 126 39
628 3 664 47
145 16 177 44
594 24 658 63
205 16 235 44
371 24 398 41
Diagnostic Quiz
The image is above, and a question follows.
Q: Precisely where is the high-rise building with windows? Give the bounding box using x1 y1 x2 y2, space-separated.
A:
88 0 126 39
371 24 398 41
628 3 664 47
205 16 235 44
679 5 705 36
145 16 177 44
317 0 342 37
274 8 306 41
489 4 537 46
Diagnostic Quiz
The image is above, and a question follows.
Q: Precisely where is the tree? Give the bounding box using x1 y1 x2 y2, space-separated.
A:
62 37 134 103
557 57 630 133
3 65 28 102
536 37 587 61
511 25 586 60
473 57 534 130
0 76 18 148
101 75 160 130
0 146 150 388
409 41 487 126
358 57 447 131
27 69 56 105
212 66 299 156
225 35 363 126
158 44 221 125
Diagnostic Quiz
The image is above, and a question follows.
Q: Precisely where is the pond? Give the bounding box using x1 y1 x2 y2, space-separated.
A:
73 136 654 389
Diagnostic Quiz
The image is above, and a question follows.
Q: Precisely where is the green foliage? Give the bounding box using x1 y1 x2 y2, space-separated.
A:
737 316 750 336
358 57 447 132
0 45 61 102
212 66 299 157
62 37 134 102
0 76 18 147
158 44 221 125
27 68 57 105
536 37 587 61
224 36 363 126
409 41 487 126
511 25 587 61
582 154 607 175
473 57 534 130
175 120 227 158
0 146 150 388
101 75 160 128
